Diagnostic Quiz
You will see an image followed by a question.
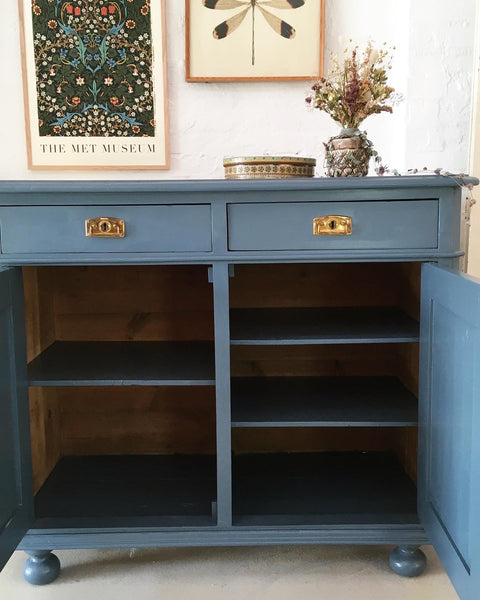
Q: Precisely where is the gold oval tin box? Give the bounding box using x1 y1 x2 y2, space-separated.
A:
223 156 316 179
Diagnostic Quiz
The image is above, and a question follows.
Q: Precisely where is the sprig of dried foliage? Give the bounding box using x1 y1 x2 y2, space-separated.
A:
306 42 396 129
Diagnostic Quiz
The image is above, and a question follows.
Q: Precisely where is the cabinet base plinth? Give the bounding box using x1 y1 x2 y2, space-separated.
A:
23 551 61 585
389 545 427 577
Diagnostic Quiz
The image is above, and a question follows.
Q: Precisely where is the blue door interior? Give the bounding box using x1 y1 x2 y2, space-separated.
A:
0 267 33 570
419 263 480 600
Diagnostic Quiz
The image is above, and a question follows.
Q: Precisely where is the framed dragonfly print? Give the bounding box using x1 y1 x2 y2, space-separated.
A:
186 0 325 81
19 0 169 169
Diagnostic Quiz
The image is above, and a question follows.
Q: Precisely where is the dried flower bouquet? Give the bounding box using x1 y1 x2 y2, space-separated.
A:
306 42 396 129
306 42 397 177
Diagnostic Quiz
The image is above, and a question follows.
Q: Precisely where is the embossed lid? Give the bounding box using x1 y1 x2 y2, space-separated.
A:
223 155 316 166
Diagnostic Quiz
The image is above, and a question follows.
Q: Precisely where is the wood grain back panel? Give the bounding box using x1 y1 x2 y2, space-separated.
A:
230 263 402 308
59 386 216 456
53 265 214 341
232 427 403 454
231 343 399 378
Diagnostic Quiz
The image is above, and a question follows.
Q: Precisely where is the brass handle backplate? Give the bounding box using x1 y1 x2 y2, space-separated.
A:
313 215 352 236
85 217 125 238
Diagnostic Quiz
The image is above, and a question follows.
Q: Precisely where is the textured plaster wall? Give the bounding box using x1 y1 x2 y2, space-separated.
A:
467 5 480 278
0 0 477 180
406 1 476 171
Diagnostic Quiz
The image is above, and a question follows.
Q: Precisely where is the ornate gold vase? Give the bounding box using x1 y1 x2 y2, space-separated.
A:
324 128 371 177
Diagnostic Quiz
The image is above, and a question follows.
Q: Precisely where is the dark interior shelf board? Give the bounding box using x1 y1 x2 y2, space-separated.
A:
34 455 217 524
232 513 418 527
230 307 419 345
231 377 418 427
232 452 418 527
32 515 216 530
28 341 216 386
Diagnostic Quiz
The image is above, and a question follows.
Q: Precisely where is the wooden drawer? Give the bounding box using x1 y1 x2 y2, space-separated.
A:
227 200 439 251
0 205 212 253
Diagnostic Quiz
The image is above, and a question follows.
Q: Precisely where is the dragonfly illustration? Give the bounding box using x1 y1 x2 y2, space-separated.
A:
203 0 306 66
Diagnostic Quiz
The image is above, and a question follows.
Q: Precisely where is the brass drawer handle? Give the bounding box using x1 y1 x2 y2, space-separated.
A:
85 217 125 238
313 215 352 236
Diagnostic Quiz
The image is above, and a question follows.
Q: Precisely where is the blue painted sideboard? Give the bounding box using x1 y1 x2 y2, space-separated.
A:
0 176 479 598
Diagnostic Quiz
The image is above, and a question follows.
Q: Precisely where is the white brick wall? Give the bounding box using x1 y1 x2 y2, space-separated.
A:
0 0 476 180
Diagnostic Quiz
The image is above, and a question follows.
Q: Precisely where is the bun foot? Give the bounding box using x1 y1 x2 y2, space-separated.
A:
389 545 427 577
23 551 60 585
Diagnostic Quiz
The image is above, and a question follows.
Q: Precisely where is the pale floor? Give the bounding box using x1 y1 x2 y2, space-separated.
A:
0 545 459 600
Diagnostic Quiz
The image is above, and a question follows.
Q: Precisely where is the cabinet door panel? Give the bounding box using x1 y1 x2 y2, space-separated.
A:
419 264 480 600
0 267 33 570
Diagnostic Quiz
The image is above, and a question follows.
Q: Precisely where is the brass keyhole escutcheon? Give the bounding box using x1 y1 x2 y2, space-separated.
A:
313 215 353 236
85 217 125 238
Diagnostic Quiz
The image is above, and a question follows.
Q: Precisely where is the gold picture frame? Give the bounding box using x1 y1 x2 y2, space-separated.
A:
19 0 169 169
186 0 325 82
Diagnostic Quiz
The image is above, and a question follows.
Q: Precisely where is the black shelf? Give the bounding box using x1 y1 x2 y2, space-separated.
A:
233 452 418 526
231 377 418 427
28 341 216 386
34 455 217 527
230 307 419 345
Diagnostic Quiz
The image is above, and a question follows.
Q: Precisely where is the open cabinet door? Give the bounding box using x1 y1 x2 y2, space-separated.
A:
0 267 33 570
419 263 480 600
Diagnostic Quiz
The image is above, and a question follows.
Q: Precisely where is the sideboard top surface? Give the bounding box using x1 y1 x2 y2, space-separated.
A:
0 175 477 202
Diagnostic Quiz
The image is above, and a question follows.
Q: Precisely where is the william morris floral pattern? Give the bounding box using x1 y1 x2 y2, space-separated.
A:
32 0 155 137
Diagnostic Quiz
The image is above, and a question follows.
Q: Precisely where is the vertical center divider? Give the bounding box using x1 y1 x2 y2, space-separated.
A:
212 262 232 527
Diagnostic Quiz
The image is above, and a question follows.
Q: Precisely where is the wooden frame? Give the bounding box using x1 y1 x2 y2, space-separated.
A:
186 0 325 82
18 0 169 170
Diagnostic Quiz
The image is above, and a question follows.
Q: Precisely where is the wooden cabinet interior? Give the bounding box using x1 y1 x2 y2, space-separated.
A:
23 265 216 499
230 262 420 481
22 262 421 525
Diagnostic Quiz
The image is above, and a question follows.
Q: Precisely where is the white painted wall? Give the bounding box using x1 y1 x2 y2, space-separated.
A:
406 1 476 171
467 1 480 277
0 0 477 180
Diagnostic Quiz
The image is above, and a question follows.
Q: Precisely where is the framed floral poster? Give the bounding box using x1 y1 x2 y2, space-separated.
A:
186 0 325 82
19 0 169 169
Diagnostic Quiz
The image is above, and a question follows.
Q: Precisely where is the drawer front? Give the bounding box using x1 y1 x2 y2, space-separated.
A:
227 200 439 251
0 205 212 253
